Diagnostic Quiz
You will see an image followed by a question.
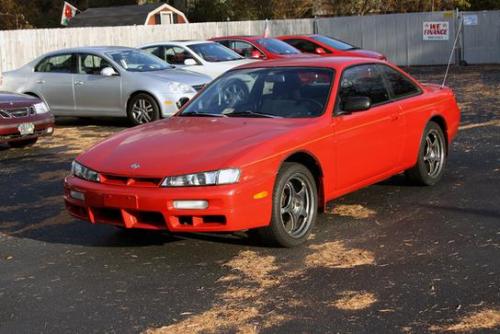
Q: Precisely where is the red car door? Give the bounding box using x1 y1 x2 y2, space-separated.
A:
332 64 405 193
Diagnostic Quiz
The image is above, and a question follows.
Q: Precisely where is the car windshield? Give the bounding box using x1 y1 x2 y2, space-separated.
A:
257 38 301 55
106 50 170 72
311 35 356 51
180 67 334 118
188 43 243 62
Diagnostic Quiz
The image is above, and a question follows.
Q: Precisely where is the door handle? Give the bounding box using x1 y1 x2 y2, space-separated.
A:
390 114 399 121
74 81 84 86
36 80 45 84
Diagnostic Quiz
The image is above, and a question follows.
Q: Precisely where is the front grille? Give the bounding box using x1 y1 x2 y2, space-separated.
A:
100 174 162 187
192 84 205 92
0 107 35 118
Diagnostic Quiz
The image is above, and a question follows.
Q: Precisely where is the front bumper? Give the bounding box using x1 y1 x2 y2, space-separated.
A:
0 113 54 143
64 174 273 232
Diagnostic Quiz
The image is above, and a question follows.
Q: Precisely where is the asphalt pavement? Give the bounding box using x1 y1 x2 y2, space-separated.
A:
0 66 499 334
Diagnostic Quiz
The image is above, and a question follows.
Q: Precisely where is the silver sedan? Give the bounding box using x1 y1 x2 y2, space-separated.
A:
0 46 212 125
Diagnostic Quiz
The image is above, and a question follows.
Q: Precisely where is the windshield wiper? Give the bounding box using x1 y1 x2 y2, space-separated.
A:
181 111 227 117
225 110 282 118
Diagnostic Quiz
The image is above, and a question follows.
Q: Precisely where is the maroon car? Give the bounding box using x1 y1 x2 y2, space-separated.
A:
0 92 54 148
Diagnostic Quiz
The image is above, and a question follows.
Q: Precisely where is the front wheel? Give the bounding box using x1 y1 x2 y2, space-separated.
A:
127 94 160 126
8 137 38 148
406 121 447 186
255 162 318 247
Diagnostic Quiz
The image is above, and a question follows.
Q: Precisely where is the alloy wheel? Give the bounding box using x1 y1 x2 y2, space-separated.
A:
280 173 315 239
423 128 445 177
131 98 154 124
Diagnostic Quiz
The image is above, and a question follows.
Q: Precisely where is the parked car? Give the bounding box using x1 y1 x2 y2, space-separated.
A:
210 36 317 60
0 91 54 148
0 46 211 125
278 34 387 60
64 57 460 247
140 41 257 79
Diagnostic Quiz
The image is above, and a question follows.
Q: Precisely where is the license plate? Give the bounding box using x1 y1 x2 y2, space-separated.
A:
103 194 138 209
18 123 35 136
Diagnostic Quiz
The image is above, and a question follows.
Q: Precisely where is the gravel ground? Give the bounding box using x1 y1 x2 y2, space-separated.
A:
0 65 499 334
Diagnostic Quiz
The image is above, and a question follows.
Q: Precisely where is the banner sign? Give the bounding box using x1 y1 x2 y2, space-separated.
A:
423 21 449 40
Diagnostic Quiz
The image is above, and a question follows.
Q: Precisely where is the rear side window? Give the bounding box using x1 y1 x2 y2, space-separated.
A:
283 39 323 54
378 65 421 99
339 64 390 109
35 54 76 73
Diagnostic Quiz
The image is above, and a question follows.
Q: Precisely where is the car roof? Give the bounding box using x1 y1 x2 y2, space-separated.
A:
140 40 215 48
211 35 267 42
43 46 136 55
277 34 317 39
234 56 385 70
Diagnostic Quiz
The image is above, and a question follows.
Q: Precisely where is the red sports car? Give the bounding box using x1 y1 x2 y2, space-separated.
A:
64 57 460 247
210 36 317 60
278 34 387 60
0 92 54 148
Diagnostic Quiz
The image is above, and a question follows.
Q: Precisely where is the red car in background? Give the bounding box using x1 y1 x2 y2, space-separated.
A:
210 36 317 60
278 34 387 60
64 57 460 247
0 92 54 148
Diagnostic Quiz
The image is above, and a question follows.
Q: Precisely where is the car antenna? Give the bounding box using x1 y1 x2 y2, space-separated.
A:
442 14 463 88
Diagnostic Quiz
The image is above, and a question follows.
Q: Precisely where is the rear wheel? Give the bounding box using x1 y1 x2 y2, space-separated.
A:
406 121 447 185
127 93 160 126
255 162 318 247
8 137 38 148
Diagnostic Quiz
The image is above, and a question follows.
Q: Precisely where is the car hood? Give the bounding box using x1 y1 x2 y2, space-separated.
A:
77 117 304 178
138 68 211 86
0 91 39 107
347 49 386 60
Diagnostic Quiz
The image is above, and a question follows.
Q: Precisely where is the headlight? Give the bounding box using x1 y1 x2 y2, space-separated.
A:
33 102 50 114
165 81 195 94
161 168 240 187
71 161 100 182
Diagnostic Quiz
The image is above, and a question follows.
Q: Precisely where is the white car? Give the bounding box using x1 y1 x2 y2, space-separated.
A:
140 41 258 79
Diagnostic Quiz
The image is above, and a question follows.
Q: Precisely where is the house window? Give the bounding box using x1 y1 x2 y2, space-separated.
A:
160 12 173 24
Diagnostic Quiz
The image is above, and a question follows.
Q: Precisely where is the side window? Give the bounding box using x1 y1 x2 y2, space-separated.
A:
284 39 322 54
230 41 262 58
339 64 390 109
142 46 164 60
78 54 113 75
164 45 197 65
378 65 420 99
35 54 76 73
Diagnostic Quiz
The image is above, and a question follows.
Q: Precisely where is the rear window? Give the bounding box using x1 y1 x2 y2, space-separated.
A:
311 35 356 51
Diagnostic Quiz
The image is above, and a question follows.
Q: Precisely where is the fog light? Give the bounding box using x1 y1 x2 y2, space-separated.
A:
47 127 54 134
173 200 208 209
70 190 85 201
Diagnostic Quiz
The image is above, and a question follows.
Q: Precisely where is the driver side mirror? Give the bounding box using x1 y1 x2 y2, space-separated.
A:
176 97 190 109
315 47 327 55
250 50 264 59
341 96 371 113
184 58 197 66
100 67 118 77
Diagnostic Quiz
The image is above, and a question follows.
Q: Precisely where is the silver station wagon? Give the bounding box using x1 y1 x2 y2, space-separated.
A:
0 46 211 125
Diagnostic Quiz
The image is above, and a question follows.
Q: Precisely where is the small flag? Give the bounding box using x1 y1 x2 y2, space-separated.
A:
61 1 78 26
263 19 270 37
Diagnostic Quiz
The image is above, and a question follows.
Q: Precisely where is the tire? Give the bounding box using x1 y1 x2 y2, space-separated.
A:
255 162 318 247
406 121 447 186
127 93 160 126
8 137 38 148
